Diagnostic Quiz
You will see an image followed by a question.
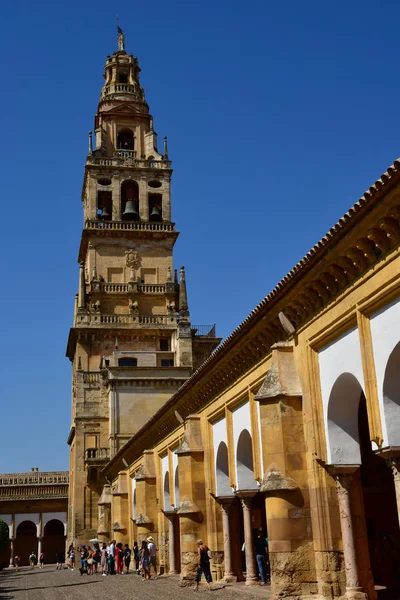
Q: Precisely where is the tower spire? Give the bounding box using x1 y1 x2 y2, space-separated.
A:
117 17 125 52
179 266 189 317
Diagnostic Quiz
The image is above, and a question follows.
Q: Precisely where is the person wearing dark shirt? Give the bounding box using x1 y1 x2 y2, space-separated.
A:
255 530 268 585
124 544 132 574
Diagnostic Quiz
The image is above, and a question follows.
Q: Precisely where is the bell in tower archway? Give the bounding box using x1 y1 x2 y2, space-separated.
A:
100 205 111 220
149 205 161 222
122 200 139 221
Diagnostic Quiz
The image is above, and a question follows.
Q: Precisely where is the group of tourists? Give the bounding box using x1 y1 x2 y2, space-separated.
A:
66 536 158 579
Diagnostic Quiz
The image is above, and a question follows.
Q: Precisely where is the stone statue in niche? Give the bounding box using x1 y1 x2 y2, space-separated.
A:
125 249 140 269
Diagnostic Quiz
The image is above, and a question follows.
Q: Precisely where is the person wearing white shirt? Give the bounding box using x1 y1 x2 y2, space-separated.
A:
147 536 157 579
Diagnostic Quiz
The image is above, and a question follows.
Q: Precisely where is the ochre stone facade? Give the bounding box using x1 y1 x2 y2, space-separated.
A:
66 30 220 545
66 29 400 600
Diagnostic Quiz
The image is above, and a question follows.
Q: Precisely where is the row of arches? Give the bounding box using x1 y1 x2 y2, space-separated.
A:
2 519 66 566
325 341 400 594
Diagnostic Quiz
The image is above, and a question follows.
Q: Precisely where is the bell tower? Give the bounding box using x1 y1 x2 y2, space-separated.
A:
66 29 220 544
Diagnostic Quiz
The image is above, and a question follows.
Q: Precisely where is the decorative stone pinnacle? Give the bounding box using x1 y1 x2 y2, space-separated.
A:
163 136 168 159
179 266 189 317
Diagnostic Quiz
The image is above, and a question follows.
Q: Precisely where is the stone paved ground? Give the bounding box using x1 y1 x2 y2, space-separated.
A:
0 566 272 600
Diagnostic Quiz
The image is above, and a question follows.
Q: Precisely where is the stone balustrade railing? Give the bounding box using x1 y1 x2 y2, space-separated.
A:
85 220 175 232
97 283 167 294
85 447 110 461
101 83 142 98
86 155 171 169
83 372 102 384
76 312 177 327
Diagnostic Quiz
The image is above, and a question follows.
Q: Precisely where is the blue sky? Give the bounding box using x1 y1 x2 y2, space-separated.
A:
0 0 399 472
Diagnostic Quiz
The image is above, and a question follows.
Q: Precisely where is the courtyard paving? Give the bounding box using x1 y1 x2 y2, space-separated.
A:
0 566 272 600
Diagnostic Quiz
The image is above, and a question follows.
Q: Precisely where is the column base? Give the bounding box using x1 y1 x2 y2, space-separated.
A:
245 577 260 586
223 574 237 583
342 587 368 600
169 570 179 575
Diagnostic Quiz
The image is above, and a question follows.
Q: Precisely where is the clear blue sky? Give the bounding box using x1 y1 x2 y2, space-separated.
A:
0 0 398 473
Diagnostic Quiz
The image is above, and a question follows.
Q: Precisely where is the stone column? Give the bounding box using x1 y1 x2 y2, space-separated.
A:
333 468 367 600
9 538 15 567
166 513 179 574
237 492 258 586
220 499 235 582
387 457 400 528
37 536 43 564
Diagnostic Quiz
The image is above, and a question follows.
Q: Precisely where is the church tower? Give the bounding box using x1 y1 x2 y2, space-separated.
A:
66 29 220 544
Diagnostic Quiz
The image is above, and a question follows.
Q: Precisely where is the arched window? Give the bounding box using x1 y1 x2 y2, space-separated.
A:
236 429 257 490
117 129 134 151
149 193 162 221
121 181 139 221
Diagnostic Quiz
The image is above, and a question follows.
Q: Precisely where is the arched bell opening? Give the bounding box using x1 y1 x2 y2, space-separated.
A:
14 520 37 566
148 193 162 222
117 129 134 151
97 190 112 220
42 519 65 564
216 441 231 497
383 341 400 446
121 180 139 221
327 373 400 595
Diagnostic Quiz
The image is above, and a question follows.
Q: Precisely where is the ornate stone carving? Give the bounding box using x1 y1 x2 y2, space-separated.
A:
125 249 140 269
260 469 299 493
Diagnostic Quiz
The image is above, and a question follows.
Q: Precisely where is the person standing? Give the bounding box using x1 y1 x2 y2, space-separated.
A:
101 543 108 576
194 539 212 591
29 551 37 569
108 540 116 575
14 555 20 570
124 544 132 574
140 540 150 580
116 542 124 574
133 541 140 574
39 551 44 569
56 549 64 570
80 544 88 575
147 536 157 579
67 544 75 570
255 530 268 585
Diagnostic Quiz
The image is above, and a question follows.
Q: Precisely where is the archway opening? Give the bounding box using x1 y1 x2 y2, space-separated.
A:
383 341 400 446
42 519 65 564
117 129 134 151
236 429 257 490
14 520 36 566
174 466 180 508
121 180 139 221
0 522 10 569
216 441 231 497
327 373 400 595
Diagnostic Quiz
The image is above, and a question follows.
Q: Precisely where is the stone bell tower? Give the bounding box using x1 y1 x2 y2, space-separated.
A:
66 28 220 544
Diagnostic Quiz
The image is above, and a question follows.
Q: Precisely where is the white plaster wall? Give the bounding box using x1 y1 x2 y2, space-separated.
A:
319 327 365 464
370 297 400 447
161 453 171 509
172 448 179 507
42 512 67 536
232 401 258 489
15 513 40 537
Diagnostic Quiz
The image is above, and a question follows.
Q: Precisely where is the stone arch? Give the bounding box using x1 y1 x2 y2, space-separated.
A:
117 128 134 150
42 519 65 563
174 466 180 508
383 341 400 446
164 471 171 510
216 441 231 496
236 429 257 490
15 520 37 566
133 488 137 520
327 372 363 464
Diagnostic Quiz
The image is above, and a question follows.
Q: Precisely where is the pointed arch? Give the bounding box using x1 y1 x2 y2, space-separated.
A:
383 341 400 446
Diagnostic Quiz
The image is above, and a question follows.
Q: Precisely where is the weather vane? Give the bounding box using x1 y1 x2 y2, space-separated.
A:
116 15 125 52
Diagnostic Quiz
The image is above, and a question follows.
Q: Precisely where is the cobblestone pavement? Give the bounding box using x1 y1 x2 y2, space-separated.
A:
0 566 272 600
